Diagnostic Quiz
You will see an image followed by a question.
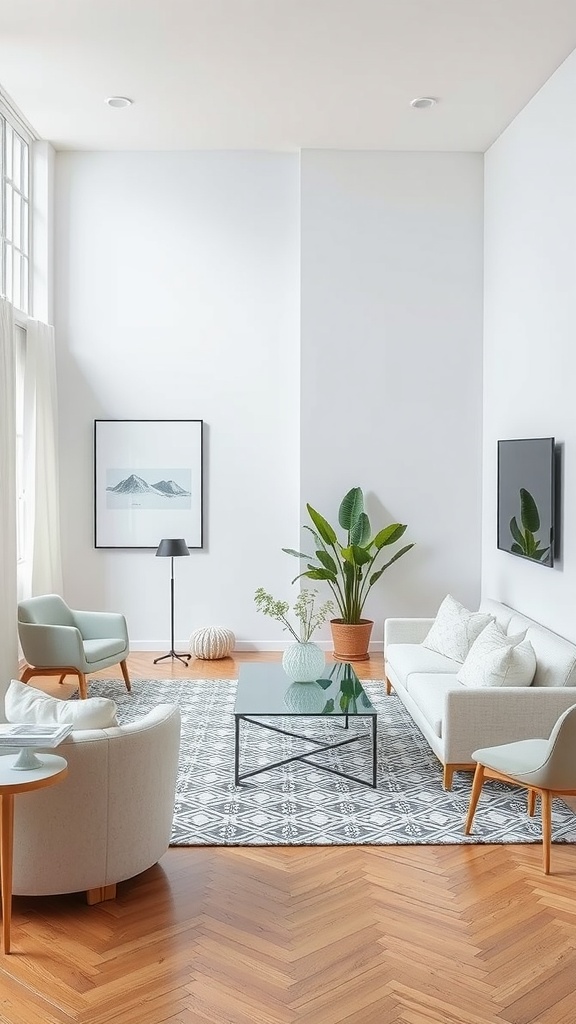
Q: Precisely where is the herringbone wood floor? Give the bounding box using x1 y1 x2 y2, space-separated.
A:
4 652 575 1024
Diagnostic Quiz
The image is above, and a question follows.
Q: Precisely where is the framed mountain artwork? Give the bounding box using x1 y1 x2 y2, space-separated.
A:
94 419 204 549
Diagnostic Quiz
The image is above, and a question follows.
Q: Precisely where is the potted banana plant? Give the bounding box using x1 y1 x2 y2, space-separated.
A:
283 486 414 661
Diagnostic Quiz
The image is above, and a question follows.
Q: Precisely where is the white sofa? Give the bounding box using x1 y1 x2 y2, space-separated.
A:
384 599 576 790
12 704 181 902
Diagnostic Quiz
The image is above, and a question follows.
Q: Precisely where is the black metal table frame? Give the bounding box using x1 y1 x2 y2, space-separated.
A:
234 713 378 789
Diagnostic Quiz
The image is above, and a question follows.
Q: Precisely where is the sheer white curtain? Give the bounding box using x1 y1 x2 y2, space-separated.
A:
23 318 63 596
0 297 19 693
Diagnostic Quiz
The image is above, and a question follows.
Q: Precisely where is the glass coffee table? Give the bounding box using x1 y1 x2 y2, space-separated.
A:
234 661 378 789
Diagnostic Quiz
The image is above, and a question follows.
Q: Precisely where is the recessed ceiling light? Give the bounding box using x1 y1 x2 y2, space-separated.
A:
410 97 437 109
105 96 133 109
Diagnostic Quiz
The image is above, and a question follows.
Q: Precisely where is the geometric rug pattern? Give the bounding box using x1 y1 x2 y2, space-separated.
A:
87 677 576 847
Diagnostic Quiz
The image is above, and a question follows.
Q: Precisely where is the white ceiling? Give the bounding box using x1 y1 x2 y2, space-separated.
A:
1 0 576 152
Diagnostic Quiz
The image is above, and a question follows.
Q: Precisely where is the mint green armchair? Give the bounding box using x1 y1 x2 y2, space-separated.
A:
18 594 131 700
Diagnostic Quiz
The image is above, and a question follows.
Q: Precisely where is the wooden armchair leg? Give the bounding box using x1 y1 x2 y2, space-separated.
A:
78 672 88 700
464 764 485 834
527 788 537 816
86 884 117 905
120 659 132 692
541 790 552 875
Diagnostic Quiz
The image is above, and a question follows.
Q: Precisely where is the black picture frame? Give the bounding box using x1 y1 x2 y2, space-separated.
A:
94 419 204 549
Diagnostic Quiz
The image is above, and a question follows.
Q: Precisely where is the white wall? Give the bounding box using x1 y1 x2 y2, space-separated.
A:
300 152 485 641
482 50 576 641
55 152 301 649
54 149 485 650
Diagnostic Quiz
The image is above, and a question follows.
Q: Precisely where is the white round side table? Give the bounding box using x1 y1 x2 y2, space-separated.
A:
0 753 68 954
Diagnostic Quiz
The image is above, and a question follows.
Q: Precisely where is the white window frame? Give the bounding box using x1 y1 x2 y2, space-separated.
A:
1 100 33 314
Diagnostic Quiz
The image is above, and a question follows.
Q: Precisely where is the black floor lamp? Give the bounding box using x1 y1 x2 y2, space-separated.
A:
154 538 192 666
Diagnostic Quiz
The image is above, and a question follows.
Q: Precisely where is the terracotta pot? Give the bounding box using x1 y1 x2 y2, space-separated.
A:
330 619 374 662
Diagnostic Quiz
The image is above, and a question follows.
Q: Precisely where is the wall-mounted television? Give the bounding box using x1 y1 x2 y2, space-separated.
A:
497 438 555 567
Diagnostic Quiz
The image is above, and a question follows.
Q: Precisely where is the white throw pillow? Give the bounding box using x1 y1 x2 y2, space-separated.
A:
5 679 118 730
457 621 537 688
422 595 493 664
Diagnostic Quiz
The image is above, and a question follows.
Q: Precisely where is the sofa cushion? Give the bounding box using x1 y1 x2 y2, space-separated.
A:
405 674 463 737
5 679 118 729
422 595 493 664
457 622 536 688
386 643 461 682
479 599 515 633
505 615 576 688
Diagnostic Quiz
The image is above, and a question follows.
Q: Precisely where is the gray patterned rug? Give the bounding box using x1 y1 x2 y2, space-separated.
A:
86 678 576 847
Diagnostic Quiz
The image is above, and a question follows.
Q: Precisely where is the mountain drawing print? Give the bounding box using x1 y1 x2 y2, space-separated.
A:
106 470 192 510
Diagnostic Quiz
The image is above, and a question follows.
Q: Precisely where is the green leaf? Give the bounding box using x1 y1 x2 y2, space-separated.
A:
306 504 337 546
373 523 407 549
520 488 540 533
370 544 414 583
338 487 364 531
300 568 336 582
282 547 311 559
349 544 372 566
524 530 537 556
316 549 338 574
350 511 371 547
510 543 524 554
322 698 335 714
509 517 524 547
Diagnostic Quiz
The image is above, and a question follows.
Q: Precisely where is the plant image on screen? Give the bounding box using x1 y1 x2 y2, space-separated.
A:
509 489 550 563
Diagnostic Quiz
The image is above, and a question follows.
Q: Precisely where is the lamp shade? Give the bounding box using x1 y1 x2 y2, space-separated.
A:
156 538 190 557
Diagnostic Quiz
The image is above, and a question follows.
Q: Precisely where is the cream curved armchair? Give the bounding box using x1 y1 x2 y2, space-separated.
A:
465 703 576 874
12 704 181 902
18 594 131 700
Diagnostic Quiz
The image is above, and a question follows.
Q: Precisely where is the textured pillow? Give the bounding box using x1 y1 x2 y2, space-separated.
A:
5 679 118 730
457 622 537 688
422 595 493 663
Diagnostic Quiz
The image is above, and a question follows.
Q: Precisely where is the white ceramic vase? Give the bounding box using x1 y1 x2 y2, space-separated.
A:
282 641 325 682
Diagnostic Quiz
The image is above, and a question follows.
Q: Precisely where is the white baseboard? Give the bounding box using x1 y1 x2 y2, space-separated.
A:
130 640 384 653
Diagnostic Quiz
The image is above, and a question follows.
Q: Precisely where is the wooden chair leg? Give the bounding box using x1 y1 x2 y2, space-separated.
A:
527 788 537 816
86 884 117 905
541 790 552 875
464 763 485 834
120 660 132 692
20 666 34 683
78 673 88 700
58 673 67 685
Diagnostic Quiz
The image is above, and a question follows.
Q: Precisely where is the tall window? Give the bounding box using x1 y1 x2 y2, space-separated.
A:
1 113 31 313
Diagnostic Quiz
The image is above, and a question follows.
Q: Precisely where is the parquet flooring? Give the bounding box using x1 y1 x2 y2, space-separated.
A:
3 652 575 1024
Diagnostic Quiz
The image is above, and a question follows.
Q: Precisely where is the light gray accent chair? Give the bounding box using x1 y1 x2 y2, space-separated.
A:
465 704 576 874
12 704 181 903
18 594 131 700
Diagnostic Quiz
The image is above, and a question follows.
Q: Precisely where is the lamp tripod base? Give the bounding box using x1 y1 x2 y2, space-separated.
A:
153 651 191 666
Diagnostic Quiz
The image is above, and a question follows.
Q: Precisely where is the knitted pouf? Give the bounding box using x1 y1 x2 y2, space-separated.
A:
190 626 235 660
